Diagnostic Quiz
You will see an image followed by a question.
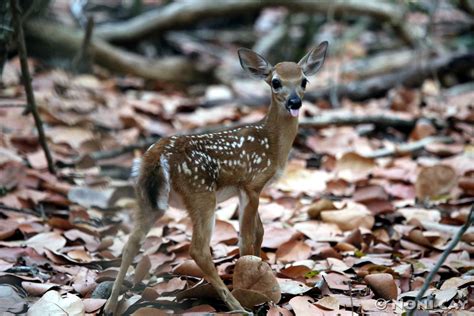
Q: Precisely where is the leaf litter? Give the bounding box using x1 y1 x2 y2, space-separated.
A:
1 22 474 316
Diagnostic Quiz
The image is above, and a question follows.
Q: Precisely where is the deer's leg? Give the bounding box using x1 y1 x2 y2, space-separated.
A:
186 193 244 311
104 210 161 315
253 212 264 257
238 189 260 256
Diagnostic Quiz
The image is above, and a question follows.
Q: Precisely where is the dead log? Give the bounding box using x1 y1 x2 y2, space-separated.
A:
363 136 452 158
299 112 446 130
24 19 211 83
94 0 416 46
306 51 474 102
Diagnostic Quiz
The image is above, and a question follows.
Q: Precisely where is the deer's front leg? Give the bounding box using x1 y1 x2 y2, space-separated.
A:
239 189 260 256
187 194 244 311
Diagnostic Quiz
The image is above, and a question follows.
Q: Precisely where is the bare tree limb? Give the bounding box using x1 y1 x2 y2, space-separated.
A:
407 205 474 316
305 51 474 102
72 16 94 73
363 136 452 159
24 19 211 83
93 0 416 46
299 113 446 130
10 0 55 174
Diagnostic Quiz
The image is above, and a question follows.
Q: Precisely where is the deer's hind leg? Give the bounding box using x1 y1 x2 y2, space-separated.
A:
184 192 244 311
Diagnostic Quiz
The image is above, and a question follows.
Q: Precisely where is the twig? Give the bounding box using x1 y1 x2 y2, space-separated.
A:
363 136 452 159
72 16 94 73
299 113 445 130
0 203 39 216
407 205 474 316
10 0 55 174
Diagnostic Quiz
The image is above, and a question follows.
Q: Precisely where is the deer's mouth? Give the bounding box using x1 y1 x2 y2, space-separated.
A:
287 108 300 117
286 94 302 117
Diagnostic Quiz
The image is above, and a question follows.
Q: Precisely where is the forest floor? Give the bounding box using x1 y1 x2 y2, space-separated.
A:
0 53 473 315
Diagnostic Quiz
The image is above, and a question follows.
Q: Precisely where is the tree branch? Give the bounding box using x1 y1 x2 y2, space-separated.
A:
24 19 211 83
363 136 452 159
93 0 416 46
407 205 474 316
10 0 55 174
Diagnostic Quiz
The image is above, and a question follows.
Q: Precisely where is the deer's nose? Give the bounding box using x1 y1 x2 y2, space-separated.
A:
287 97 302 109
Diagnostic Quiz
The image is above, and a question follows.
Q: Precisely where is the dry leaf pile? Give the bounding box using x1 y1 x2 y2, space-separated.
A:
0 52 473 314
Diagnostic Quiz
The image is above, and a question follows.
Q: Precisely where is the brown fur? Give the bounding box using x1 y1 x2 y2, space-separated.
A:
104 44 327 314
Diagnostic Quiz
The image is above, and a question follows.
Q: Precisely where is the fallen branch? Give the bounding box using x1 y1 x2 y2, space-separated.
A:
94 0 416 46
10 0 55 174
204 51 474 107
24 19 211 83
362 136 452 159
299 112 446 130
306 51 474 102
407 205 474 316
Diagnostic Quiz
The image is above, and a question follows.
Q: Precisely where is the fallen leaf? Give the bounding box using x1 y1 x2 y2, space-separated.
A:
315 296 340 311
364 273 398 300
277 278 312 295
0 285 27 314
27 290 84 316
415 165 457 199
307 199 336 219
335 152 375 182
321 203 374 231
275 240 311 263
26 232 66 255
21 282 59 296
152 277 186 295
233 255 280 303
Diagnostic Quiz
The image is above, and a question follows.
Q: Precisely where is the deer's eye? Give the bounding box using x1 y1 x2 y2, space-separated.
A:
301 78 308 89
271 78 282 90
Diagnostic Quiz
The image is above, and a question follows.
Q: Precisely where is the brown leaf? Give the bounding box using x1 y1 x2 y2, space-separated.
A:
82 298 106 313
409 119 436 140
172 260 204 278
275 240 311 263
277 278 312 295
315 296 340 311
211 219 238 246
364 273 398 300
152 277 186 295
27 290 84 315
131 307 169 316
267 305 293 316
0 220 19 240
415 164 457 199
275 163 329 193
288 296 321 316
307 199 336 219
262 226 298 249
233 255 281 303
21 282 59 296
231 288 270 309
26 232 66 255
335 152 375 182
320 203 374 231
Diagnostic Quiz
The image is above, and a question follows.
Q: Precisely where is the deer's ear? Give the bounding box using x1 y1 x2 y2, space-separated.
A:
238 48 272 79
298 41 328 76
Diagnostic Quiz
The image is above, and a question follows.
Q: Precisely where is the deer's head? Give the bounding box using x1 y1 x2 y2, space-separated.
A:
238 42 328 117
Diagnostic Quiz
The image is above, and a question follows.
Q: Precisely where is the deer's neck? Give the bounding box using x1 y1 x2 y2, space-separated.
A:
263 95 299 168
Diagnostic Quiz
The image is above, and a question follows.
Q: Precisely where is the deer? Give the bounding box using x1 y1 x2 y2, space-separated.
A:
104 41 328 314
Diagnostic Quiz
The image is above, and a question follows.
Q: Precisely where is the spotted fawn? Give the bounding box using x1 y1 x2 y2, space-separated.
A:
104 42 328 314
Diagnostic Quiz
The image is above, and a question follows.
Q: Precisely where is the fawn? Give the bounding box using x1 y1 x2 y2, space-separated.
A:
104 42 328 314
